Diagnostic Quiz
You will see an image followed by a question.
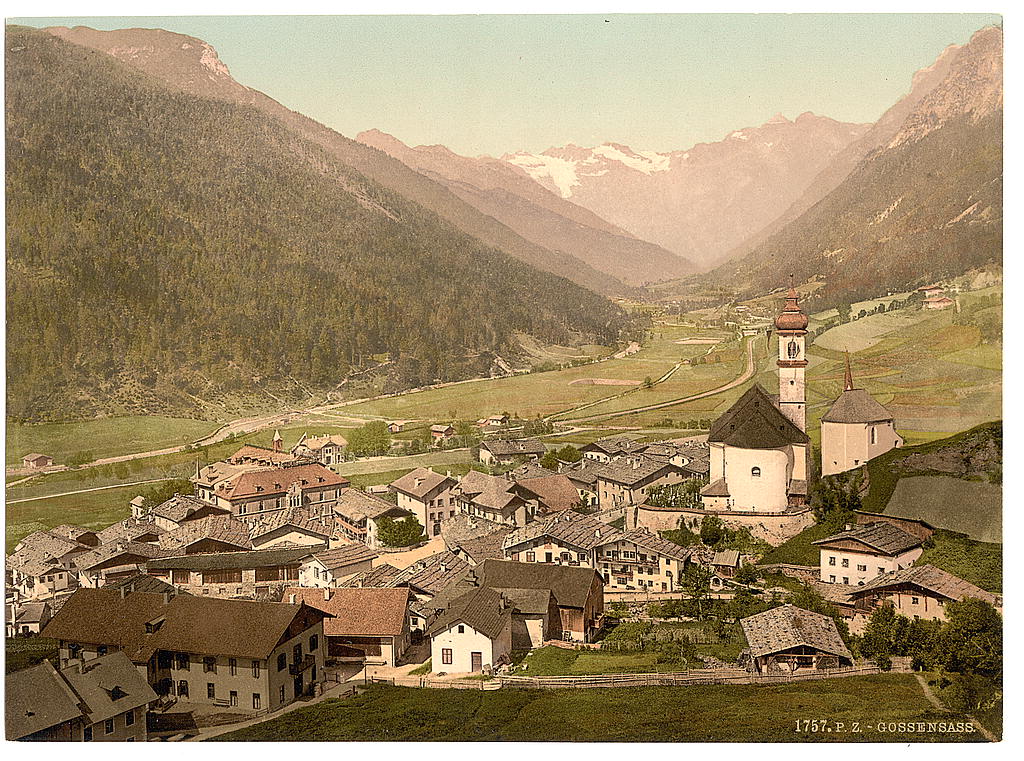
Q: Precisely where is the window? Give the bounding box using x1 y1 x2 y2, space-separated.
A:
230 691 238 707
252 660 260 678
457 625 465 634
878 567 886 575
560 552 571 562
280 685 286 704
125 710 135 727
840 558 849 568
203 656 217 673
253 693 261 710
829 575 836 583
176 653 190 671
828 556 836 566
277 653 287 671
526 551 535 562
97 645 108 656
751 467 761 478
84 726 93 741
442 648 453 665
229 658 237 676
842 577 849 585
105 718 114 734
857 564 867 572
911 597 920 605
177 680 189 697
207 683 216 699
787 339 799 359
310 634 319 652
293 643 303 664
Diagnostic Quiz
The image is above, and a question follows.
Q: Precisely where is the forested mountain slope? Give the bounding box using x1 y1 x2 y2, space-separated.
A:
5 27 633 421
44 25 631 296
708 26 1002 308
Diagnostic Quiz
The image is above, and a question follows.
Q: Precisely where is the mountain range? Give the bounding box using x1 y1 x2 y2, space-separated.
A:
497 114 871 270
708 25 1003 307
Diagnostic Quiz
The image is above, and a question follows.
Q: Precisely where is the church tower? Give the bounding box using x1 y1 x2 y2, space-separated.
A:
775 284 808 432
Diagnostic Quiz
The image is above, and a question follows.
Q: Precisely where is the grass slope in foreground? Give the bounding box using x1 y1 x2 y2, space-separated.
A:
212 676 986 742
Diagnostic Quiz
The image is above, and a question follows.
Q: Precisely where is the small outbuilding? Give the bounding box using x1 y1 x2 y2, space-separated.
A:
740 604 853 673
22 453 54 469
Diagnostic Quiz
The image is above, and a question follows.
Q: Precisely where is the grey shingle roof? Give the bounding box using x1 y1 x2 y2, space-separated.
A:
708 384 809 448
477 559 600 610
620 528 693 562
740 604 851 660
390 467 455 499
405 551 471 595
157 516 253 553
821 388 895 424
339 562 404 589
853 564 1000 606
504 511 623 553
61 651 157 725
5 661 88 740
335 488 411 521
481 439 546 457
700 478 730 497
150 494 216 523
147 545 319 571
813 521 922 556
596 457 675 487
311 543 378 572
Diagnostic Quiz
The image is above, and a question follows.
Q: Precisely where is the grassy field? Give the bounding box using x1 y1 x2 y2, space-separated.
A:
814 309 936 352
759 521 835 567
886 476 1001 543
917 530 1002 593
6 415 218 466
211 676 987 742
5 637 58 673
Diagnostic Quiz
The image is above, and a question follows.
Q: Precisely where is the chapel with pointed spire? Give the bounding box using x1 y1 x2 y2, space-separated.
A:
820 352 903 476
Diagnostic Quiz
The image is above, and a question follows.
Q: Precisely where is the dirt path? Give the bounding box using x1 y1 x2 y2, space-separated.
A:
558 335 757 424
912 673 997 741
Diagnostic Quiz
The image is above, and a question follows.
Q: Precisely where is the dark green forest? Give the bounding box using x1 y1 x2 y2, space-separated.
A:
5 27 634 421
711 111 1002 310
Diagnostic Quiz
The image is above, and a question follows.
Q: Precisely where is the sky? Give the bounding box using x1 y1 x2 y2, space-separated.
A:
8 13 1002 156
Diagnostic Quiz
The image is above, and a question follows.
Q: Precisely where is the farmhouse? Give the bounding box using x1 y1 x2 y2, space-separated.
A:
389 467 458 539
924 296 954 310
285 586 412 667
333 488 417 549
503 510 621 569
21 452 54 469
6 600 52 637
298 544 378 588
560 459 603 507
740 604 853 673
478 439 546 466
430 424 456 444
6 652 155 742
820 353 903 476
42 588 329 712
848 564 1001 623
813 521 924 586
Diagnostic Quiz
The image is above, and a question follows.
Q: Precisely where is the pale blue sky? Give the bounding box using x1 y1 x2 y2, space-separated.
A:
9 14 1002 155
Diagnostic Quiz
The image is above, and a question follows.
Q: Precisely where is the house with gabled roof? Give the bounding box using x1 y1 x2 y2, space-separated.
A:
42 587 329 712
6 651 156 742
213 463 350 519
740 604 853 673
298 543 378 587
6 600 52 637
848 564 1001 623
427 585 513 674
284 586 412 666
73 541 168 589
580 434 644 463
513 473 581 514
157 515 253 555
456 470 536 527
389 467 458 538
291 433 349 466
813 521 924 586
596 455 688 509
21 452 54 469
148 493 231 532
333 488 417 549
145 545 319 597
247 505 333 549
228 444 298 468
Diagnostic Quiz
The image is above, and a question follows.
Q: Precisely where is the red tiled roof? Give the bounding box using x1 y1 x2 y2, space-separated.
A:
223 464 348 499
284 587 409 637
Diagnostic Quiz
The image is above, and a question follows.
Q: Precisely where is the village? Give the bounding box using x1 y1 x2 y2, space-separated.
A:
6 286 1002 742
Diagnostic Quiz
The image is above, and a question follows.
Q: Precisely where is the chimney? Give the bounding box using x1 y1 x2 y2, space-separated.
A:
439 563 447 573
595 528 601 538
415 477 424 488
162 591 172 605
120 585 128 599
446 470 452 478
323 588 332 602
289 594 297 604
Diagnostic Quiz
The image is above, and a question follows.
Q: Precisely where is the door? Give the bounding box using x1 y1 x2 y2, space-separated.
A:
294 675 304 698
471 652 482 672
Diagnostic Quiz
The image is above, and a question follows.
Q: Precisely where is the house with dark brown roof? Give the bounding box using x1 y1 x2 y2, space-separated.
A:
740 604 853 673
21 452 54 469
157 515 253 555
42 587 329 712
6 651 155 742
478 439 546 466
6 600 52 637
848 564 1001 623
284 586 412 666
813 521 924 586
513 473 582 514
298 543 378 587
580 435 644 463
148 494 231 532
389 467 458 539
247 506 333 549
73 541 169 589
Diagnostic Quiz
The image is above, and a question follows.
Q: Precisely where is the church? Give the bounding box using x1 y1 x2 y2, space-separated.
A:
700 286 812 515
820 353 903 476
